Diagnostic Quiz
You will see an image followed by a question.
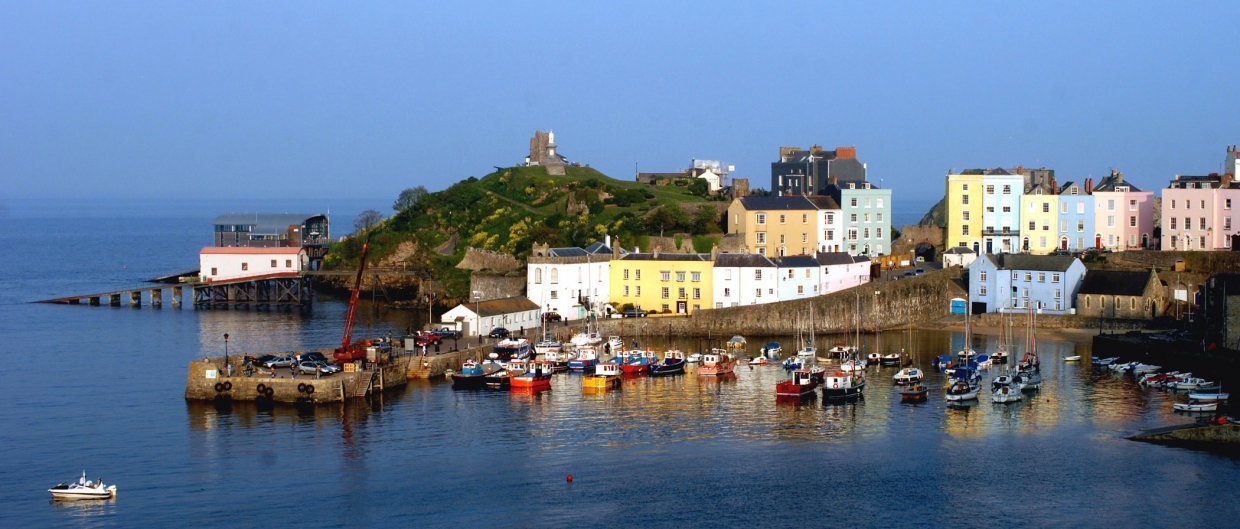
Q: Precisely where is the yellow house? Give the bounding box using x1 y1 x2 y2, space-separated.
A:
1020 187 1059 254
945 172 984 251
726 196 821 257
609 250 713 314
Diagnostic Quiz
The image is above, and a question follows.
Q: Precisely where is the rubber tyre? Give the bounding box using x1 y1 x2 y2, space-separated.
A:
266 387 275 397
305 385 315 394
297 383 307 393
223 381 232 390
257 383 267 393
214 382 224 392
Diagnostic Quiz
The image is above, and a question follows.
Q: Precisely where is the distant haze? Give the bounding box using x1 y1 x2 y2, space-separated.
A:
2 2 1237 208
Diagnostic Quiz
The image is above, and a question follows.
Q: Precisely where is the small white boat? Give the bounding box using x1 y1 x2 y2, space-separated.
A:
761 342 782 360
1131 363 1161 376
1174 402 1218 412
840 359 867 372
1168 377 1211 391
687 353 703 364
992 383 1022 404
945 379 979 401
1063 355 1081 362
828 345 852 357
892 367 924 385
748 356 770 366
880 353 902 367
1188 391 1230 403
49 472 116 500
866 352 882 365
605 335 625 354
797 345 817 359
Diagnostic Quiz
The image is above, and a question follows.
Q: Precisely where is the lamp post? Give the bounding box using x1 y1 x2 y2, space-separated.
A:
223 333 230 376
472 290 484 344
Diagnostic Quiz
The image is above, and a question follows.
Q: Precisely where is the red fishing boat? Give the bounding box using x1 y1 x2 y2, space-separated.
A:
776 369 819 402
510 361 554 393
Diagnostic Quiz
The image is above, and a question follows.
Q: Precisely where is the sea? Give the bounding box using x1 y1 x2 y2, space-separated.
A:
3 206 1240 528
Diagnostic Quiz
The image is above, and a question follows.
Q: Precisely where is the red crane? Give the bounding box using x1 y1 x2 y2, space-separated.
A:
333 241 372 364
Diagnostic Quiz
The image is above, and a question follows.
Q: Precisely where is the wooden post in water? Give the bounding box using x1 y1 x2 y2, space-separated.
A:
171 286 182 307
151 289 162 307
129 291 141 307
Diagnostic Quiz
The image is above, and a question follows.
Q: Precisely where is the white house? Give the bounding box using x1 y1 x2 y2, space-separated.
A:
816 252 871 295
526 240 615 320
199 246 306 282
440 296 541 337
813 196 843 253
968 254 1087 315
942 246 978 268
775 255 821 301
712 253 778 308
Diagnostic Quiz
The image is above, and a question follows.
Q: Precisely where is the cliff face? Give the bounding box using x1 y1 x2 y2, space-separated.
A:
918 197 946 227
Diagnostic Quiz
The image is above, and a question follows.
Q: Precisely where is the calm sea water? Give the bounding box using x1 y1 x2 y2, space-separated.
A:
2 216 1238 528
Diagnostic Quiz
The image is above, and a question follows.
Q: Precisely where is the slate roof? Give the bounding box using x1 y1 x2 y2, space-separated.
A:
212 213 326 235
583 242 614 255
807 195 841 210
814 251 862 265
959 168 1013 176
618 253 710 262
548 247 588 257
1078 270 1153 296
1093 174 1143 192
471 297 540 317
737 196 817 210
983 254 1079 272
944 246 975 255
775 255 820 268
714 253 776 267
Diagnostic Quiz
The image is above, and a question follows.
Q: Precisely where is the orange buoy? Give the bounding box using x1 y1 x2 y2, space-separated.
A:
566 475 574 483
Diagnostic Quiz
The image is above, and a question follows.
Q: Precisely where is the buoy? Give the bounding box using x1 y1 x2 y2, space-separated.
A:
566 475 574 483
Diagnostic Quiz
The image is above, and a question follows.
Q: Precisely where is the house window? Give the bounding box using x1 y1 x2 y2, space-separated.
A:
1171 200 1176 209
1130 298 1136 310
1052 273 1060 283
1201 200 1206 209
723 287 730 297
661 287 669 299
1043 203 1050 213
1002 185 1011 194
661 271 671 281
1055 301 1061 311
756 213 766 225
1226 217 1233 230
802 233 808 243
550 291 558 299
693 288 701 300
1077 221 1085 232
850 213 858 222
1029 221 1036 231
1201 236 1207 247
691 271 701 282
1002 206 1011 213
962 195 970 205
877 213 883 222
779 214 787 224
986 185 994 194
678 287 686 299
962 184 969 191
864 228 870 238
787 269 794 279
1227 199 1233 210
1024 272 1032 281
877 198 884 208
661 304 669 312
1086 296 1091 309
1185 218 1192 230
270 259 277 267
780 235 785 244
979 285 987 296
624 286 630 296
755 270 763 280
211 267 218 276
623 269 629 280
1054 289 1060 299
676 271 686 282
757 232 767 244
550 269 559 284
1061 202 1068 213
805 269 811 278
1012 271 1019 280
635 270 641 280
962 226 970 236
636 286 641 296
849 229 859 240
286 259 293 268
1171 218 1177 229
1200 217 1207 230
1129 199 1137 211
241 262 248 271
802 213 808 223
851 198 858 207
963 211 971 221
1108 199 1116 211
826 230 834 240
980 271 987 281
1077 203 1085 214
758 247 766 256
1107 216 1115 228
864 213 870 222
1038 273 1045 283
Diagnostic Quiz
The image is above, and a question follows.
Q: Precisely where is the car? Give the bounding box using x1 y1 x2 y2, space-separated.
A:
415 333 442 346
296 351 327 364
914 269 926 275
251 354 277 367
542 312 562 322
622 309 648 318
489 327 510 339
262 354 297 368
1050 249 1072 256
297 360 341 375
901 271 914 278
430 327 462 340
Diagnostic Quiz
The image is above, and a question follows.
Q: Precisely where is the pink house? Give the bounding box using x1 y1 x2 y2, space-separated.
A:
1161 173 1240 251
1092 170 1155 251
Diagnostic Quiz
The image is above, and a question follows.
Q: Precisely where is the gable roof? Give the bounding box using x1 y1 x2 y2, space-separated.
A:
774 255 820 268
944 246 975 255
583 241 613 255
737 196 817 211
814 251 862 265
714 253 776 267
1078 270 1154 296
1094 174 1143 192
983 254 1079 272
807 195 840 210
469 296 539 317
547 247 588 257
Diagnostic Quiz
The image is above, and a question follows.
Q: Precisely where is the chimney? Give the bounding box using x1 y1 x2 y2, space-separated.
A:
652 246 661 258
710 245 719 261
1116 170 1124 184
836 146 857 159
611 237 620 259
1223 173 1234 188
1084 178 1094 194
605 234 611 249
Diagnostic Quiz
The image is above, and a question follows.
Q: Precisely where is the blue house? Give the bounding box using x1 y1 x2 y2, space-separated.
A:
774 255 820 301
968 254 1087 314
1057 181 1095 252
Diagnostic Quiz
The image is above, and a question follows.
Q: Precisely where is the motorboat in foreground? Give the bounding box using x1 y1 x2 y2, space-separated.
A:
582 362 622 392
899 383 928 403
651 350 686 377
49 472 116 500
697 349 736 377
776 369 819 402
892 367 924 385
1174 402 1218 413
944 379 979 402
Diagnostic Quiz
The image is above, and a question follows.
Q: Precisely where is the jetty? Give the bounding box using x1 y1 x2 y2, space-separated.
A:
1129 420 1240 454
186 350 411 404
37 273 314 310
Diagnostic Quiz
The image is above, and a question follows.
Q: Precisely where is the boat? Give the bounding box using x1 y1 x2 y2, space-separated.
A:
533 304 563 358
749 356 770 366
805 364 827 384
797 344 818 359
974 354 991 369
1063 355 1081 362
761 342 782 359
822 370 865 401
1131 363 1161 376
697 349 736 377
687 352 703 364
605 335 625 355
570 331 602 347
727 335 747 354
1174 402 1218 413
945 379 979 401
48 472 116 500
621 349 659 374
543 350 573 372
932 354 954 371
650 350 687 377
991 369 1024 403
991 382 1022 403
1015 369 1041 392
782 356 804 370
957 290 977 361
1092 356 1119 367
568 345 598 372
493 338 532 361
451 358 502 389
900 383 928 403
880 353 902 367
827 344 852 357
485 359 527 389
866 351 882 365
992 312 1011 365
582 362 622 392
776 369 819 402
510 361 554 392
893 367 924 385
840 359 867 372
1188 391 1230 403
1017 305 1040 374
1168 377 1212 391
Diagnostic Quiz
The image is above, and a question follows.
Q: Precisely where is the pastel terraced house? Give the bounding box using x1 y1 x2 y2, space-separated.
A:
1056 181 1095 252
1092 170 1154 251
1020 183 1059 254
610 250 713 315
1161 147 1240 251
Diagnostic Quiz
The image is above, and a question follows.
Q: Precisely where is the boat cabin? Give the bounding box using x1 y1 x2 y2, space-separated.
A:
594 363 622 377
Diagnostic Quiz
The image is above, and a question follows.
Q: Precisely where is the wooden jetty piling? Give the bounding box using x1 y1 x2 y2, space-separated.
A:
37 275 313 311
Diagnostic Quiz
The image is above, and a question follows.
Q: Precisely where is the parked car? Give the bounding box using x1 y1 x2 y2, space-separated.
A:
296 351 327 364
262 354 297 368
430 327 462 340
1050 248 1072 256
622 309 649 318
251 354 277 367
914 269 926 275
297 360 341 375
542 312 562 322
415 332 442 346
901 271 914 278
489 327 510 339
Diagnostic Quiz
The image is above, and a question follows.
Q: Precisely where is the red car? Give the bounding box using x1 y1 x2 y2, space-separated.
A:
415 333 442 346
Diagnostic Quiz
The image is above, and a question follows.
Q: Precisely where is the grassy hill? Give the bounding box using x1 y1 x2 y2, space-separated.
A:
324 165 724 299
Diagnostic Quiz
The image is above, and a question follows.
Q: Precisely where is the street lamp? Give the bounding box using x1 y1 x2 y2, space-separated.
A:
472 290 484 342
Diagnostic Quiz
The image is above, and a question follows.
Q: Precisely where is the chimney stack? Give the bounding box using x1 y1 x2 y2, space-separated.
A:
1084 178 1094 194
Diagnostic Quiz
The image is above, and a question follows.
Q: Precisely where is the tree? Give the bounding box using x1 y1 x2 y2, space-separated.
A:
393 185 428 212
690 204 718 235
647 205 688 237
354 209 384 233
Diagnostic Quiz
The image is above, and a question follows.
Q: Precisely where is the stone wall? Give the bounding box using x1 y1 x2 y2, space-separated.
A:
456 247 522 272
469 273 526 302
597 268 966 337
892 224 945 256
185 355 410 404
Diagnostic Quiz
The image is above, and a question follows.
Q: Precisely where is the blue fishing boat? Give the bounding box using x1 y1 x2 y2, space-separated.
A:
451 359 501 389
568 346 598 372
650 350 686 377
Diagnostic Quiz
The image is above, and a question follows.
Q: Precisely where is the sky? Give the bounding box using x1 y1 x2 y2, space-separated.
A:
2 1 1238 215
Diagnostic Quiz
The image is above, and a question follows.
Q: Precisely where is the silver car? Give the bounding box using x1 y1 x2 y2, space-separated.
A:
263 354 297 368
297 360 340 375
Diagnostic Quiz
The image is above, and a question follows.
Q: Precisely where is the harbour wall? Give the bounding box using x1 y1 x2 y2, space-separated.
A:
185 354 410 404
597 268 966 338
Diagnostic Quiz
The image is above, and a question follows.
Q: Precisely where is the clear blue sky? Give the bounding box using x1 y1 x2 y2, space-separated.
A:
3 1 1237 210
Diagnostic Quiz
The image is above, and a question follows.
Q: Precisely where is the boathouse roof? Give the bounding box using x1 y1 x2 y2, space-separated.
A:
1078 270 1155 297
